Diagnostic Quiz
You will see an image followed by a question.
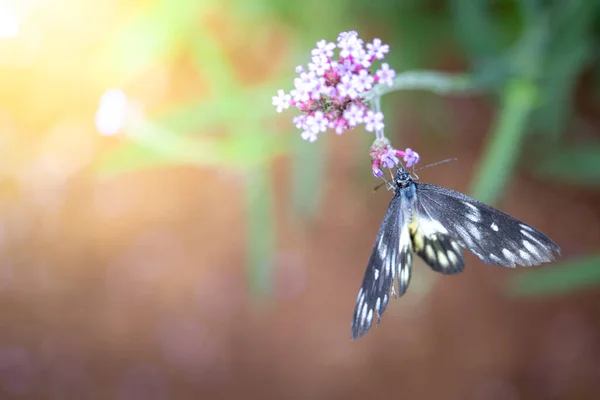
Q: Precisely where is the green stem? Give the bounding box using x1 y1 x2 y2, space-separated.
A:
364 71 478 101
245 165 274 296
469 79 538 204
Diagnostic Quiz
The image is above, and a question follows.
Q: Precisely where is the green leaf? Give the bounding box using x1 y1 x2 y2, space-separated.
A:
532 144 600 187
510 254 600 297
450 0 507 59
469 79 537 204
530 0 596 140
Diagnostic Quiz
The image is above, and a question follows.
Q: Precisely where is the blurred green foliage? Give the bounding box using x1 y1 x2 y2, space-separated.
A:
96 0 600 297
511 254 600 297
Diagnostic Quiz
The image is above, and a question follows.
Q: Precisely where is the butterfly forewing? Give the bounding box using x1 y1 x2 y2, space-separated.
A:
351 191 413 340
415 183 561 267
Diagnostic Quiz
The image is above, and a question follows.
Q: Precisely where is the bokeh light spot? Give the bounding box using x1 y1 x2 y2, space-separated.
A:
95 88 128 136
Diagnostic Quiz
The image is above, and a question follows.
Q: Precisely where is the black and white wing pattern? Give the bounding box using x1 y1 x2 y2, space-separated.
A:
351 192 414 340
415 183 561 268
409 215 465 274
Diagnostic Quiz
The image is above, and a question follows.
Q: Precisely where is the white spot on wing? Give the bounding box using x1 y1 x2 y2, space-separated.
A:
367 309 373 326
464 202 481 222
374 269 380 280
518 249 530 260
522 240 540 258
451 241 462 253
418 217 449 235
384 256 391 276
375 297 381 312
491 222 499 231
378 233 385 248
454 225 474 247
437 251 449 268
521 230 546 249
467 223 482 241
464 202 478 212
425 245 435 261
447 251 458 265
501 248 515 264
378 241 388 259
400 264 410 285
361 303 368 325
520 224 535 233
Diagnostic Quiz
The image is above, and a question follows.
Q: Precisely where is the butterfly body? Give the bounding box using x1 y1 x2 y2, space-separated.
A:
351 168 561 340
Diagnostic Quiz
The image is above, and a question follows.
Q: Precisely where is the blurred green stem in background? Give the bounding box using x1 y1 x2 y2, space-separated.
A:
245 165 275 296
291 134 327 219
365 71 478 101
469 78 537 204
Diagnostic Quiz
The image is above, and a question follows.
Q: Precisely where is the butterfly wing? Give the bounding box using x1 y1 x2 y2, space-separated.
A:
409 216 465 274
415 183 561 268
351 191 414 340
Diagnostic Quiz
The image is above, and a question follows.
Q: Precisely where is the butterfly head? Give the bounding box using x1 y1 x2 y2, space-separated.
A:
394 168 413 189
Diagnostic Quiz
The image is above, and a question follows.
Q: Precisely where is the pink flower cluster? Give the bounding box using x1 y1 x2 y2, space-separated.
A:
272 31 396 142
370 139 420 178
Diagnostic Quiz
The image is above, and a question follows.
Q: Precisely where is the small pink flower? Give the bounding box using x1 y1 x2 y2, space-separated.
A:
338 33 364 58
312 39 336 58
308 55 330 76
372 160 384 178
398 148 420 168
343 104 365 127
311 111 329 133
301 130 318 142
376 63 395 87
380 149 399 169
353 49 372 69
337 75 358 99
366 38 389 60
272 89 291 113
364 110 384 132
352 69 374 92
292 115 305 129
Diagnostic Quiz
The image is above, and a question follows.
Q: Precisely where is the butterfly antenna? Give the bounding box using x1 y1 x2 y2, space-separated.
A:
373 180 387 192
413 158 458 173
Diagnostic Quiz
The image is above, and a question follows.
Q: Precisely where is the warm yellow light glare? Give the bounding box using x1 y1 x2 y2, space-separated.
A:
0 3 19 38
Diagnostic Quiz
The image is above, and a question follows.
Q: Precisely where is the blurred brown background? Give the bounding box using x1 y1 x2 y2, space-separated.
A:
0 0 599 399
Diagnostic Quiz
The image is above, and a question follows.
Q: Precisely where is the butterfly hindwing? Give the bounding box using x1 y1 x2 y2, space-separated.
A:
351 191 414 340
409 217 465 274
415 183 561 268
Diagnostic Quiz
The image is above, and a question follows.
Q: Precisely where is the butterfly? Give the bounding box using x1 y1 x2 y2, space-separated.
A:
351 167 561 340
